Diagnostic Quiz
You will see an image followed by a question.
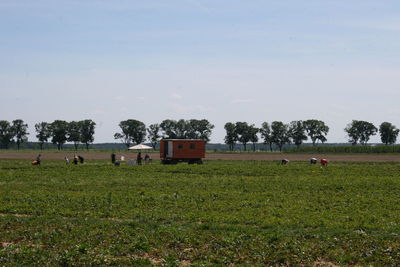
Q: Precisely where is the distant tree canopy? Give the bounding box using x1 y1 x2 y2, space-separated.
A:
379 122 399 145
260 122 273 151
234 122 256 151
303 119 329 145
114 119 146 148
67 121 82 150
345 120 377 145
3 118 400 150
271 121 290 152
50 120 69 150
80 119 96 150
35 122 51 150
34 120 96 150
12 119 29 150
288 120 307 148
249 125 259 152
147 123 161 150
160 119 214 141
224 122 237 151
0 120 15 149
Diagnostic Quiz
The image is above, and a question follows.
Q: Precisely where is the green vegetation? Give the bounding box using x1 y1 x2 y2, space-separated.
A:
284 144 400 154
1 160 400 265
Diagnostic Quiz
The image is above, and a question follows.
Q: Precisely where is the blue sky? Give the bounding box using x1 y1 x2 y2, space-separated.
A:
1 0 400 143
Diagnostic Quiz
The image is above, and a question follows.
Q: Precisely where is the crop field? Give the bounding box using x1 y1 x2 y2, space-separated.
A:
1 160 400 266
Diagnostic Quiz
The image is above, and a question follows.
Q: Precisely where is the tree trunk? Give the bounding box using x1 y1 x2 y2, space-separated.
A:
40 142 43 150
86 143 89 150
243 143 247 151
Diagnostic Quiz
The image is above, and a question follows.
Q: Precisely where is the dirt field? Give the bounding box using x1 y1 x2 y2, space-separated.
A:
0 151 399 162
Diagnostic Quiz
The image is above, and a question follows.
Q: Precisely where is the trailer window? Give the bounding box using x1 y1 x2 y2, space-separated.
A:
190 143 196 149
178 143 184 149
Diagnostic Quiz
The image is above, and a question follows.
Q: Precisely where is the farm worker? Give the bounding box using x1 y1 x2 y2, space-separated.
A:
137 152 143 165
111 152 116 164
310 158 318 164
78 155 84 164
65 157 70 164
281 159 289 165
36 154 41 165
144 154 150 164
73 155 78 165
320 158 328 166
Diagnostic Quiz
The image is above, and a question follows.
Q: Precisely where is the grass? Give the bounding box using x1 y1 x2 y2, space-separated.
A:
1 159 400 265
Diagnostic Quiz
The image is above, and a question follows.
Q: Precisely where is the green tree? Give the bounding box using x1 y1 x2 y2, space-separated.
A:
187 119 214 141
260 122 273 151
80 120 96 150
35 122 51 150
114 119 146 148
67 121 81 150
271 121 290 152
249 125 259 152
160 119 214 140
345 120 377 145
147 123 161 150
303 119 329 145
160 119 181 139
0 120 15 149
12 119 29 150
235 122 253 151
379 122 399 145
224 122 237 151
50 120 69 150
288 120 307 148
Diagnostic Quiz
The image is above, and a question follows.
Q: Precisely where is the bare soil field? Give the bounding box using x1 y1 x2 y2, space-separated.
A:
0 151 399 162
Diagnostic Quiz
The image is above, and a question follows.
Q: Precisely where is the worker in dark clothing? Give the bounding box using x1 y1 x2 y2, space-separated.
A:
137 152 142 165
144 154 150 164
73 155 78 165
111 152 116 164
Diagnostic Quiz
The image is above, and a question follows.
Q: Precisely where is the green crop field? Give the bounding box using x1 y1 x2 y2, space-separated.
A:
1 160 400 266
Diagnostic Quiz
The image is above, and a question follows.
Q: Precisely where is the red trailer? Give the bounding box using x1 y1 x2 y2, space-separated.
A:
159 139 206 164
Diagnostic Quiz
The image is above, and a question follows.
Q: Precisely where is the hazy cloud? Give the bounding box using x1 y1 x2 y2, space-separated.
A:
338 18 400 31
170 103 210 113
113 96 124 102
231 98 256 104
170 93 183 100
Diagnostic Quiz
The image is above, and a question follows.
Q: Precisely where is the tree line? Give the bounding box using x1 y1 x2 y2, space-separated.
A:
224 120 400 151
0 118 398 151
0 120 96 150
224 120 329 151
0 119 214 150
114 119 214 149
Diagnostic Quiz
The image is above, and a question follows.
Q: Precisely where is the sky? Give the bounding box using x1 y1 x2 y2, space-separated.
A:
1 0 400 144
